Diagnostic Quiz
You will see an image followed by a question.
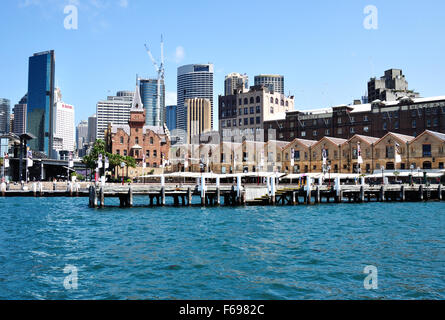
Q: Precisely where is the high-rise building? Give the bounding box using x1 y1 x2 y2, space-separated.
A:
13 95 27 135
185 98 212 144
53 101 75 153
368 69 419 102
0 98 10 134
254 75 284 94
27 50 55 157
9 114 14 134
166 105 177 132
88 114 97 143
139 78 165 126
177 64 214 140
96 91 133 140
225 73 249 96
76 120 88 150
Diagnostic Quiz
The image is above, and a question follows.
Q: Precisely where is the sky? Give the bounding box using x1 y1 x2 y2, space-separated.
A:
1 0 445 128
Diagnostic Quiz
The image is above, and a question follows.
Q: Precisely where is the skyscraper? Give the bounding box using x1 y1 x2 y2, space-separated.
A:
166 105 177 132
254 75 284 94
96 91 133 140
88 114 97 143
53 101 75 153
185 98 212 144
0 98 10 134
177 64 214 142
139 78 165 126
27 50 55 157
76 120 88 150
13 95 27 135
224 73 248 96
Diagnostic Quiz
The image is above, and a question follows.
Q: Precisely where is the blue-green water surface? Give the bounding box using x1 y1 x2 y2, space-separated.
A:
0 197 444 299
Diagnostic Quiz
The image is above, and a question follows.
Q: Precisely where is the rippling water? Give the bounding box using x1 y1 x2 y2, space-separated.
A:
0 196 444 300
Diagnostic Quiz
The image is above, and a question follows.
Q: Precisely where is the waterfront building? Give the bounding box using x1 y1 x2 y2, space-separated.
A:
166 105 177 132
225 73 249 96
373 132 415 171
27 50 56 157
0 98 10 134
139 78 165 127
282 138 318 173
96 91 133 141
88 114 97 143
254 74 284 94
177 64 214 142
344 135 379 174
408 130 445 170
368 69 419 102
106 86 170 178
219 85 294 142
185 98 212 144
264 95 445 143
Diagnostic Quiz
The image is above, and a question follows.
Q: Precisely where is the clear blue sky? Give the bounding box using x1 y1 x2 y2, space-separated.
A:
1 0 444 127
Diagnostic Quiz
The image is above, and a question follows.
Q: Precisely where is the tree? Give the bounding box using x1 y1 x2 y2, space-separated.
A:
82 139 136 171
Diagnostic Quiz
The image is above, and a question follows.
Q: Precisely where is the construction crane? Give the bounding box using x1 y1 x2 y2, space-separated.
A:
144 35 165 127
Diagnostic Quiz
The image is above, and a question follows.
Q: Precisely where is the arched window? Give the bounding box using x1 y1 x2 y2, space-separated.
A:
135 137 139 144
286 101 289 107
244 98 248 105
281 99 284 106
150 137 154 145
250 97 254 104
270 107 274 114
275 98 279 104
270 97 273 103
256 96 260 103
120 136 124 144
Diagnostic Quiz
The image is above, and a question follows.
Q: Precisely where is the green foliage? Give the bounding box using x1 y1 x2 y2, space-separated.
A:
82 139 137 170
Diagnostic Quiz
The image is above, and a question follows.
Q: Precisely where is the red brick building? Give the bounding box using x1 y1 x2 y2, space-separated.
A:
106 87 170 177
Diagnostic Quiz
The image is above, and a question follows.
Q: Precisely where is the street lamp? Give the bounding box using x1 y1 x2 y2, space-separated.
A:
381 166 385 185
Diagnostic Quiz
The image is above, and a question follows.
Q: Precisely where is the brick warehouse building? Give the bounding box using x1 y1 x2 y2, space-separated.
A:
106 86 170 178
264 96 445 142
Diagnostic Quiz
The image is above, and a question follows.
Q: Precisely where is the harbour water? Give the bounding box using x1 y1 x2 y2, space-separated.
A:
0 197 444 300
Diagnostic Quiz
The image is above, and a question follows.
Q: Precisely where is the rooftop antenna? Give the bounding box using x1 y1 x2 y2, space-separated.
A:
144 35 165 126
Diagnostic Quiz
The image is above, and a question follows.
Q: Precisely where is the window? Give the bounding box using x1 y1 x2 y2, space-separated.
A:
313 130 318 136
386 146 394 159
221 120 225 128
286 101 289 107
270 97 273 103
350 117 355 123
256 96 260 103
227 120 231 127
135 137 139 144
239 118 242 126
270 107 274 114
364 115 369 122
233 119 237 127
256 106 261 113
244 98 248 105
383 122 387 130
301 131 306 137
123 150 127 156
313 120 317 126
116 149 120 155
275 98 279 104
250 107 254 114
146 150 150 157
256 116 261 124
434 118 439 127
423 144 432 157
244 118 248 125
325 129 330 135
250 117 254 125
427 119 431 127
338 128 343 135
364 126 369 133
337 118 342 124
412 120 417 128
281 100 284 106
239 109 242 116
153 163 157 168
411 110 417 117
153 150 158 157
350 127 355 134
250 97 254 104
395 121 399 130
244 108 248 115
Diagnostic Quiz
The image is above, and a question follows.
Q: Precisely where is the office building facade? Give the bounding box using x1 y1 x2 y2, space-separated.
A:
13 95 27 135
88 115 97 143
177 64 214 141
27 50 55 156
53 101 75 153
254 74 284 94
368 69 419 102
139 78 165 127
224 73 248 96
185 98 212 144
0 98 10 134
76 120 88 151
96 91 133 140
166 105 177 132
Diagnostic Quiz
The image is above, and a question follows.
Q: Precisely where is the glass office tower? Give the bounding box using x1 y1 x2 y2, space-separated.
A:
27 50 55 156
166 105 177 132
0 98 10 134
139 78 165 127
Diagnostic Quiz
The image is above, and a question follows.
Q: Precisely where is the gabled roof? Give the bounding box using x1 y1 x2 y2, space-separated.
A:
284 138 317 150
411 130 445 143
312 136 348 149
267 140 290 150
375 132 415 145
347 134 379 145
